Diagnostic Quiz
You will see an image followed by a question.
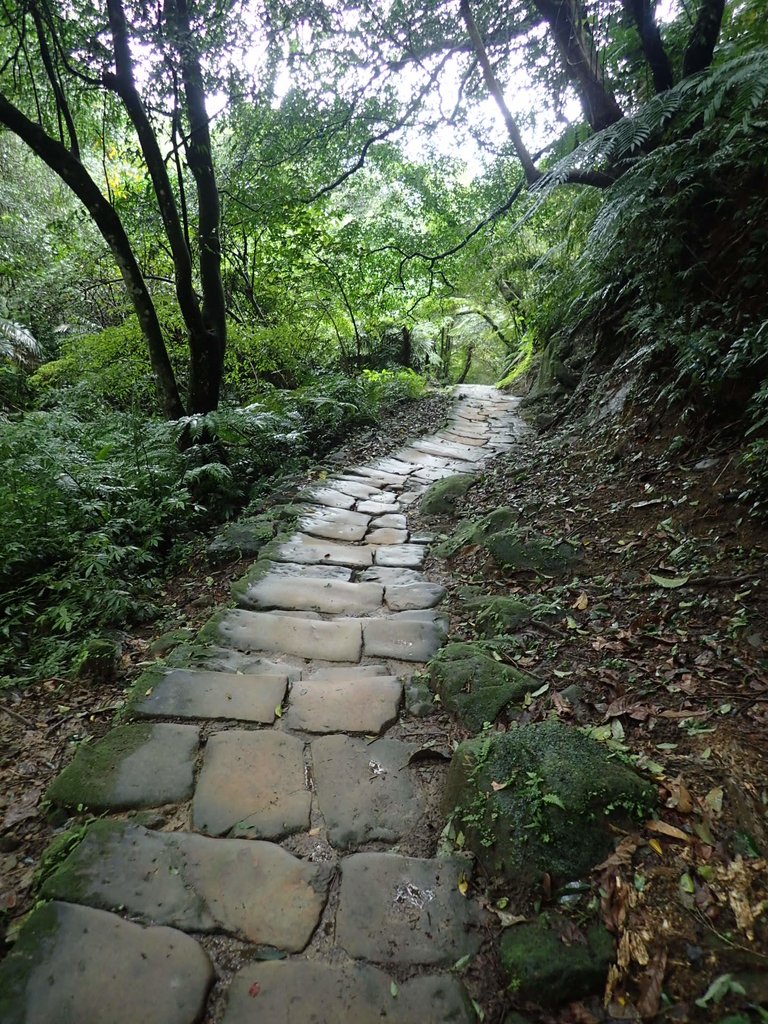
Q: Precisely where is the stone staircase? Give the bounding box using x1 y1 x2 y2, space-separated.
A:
0 385 525 1024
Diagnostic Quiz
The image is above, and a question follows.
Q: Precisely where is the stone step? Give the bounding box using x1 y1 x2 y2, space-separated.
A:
299 507 371 542
370 512 407 529
325 477 386 499
41 821 332 950
409 438 487 463
238 577 384 615
215 609 363 661
274 536 374 568
193 730 310 839
357 498 401 515
283 676 402 734
311 735 425 849
300 485 356 510
384 582 446 611
365 527 409 545
305 664 391 679
46 722 199 811
361 614 447 662
134 669 289 722
336 852 487 965
222 961 474 1024
0 901 213 1024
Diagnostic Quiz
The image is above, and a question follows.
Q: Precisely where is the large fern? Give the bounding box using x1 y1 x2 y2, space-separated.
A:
0 317 40 365
533 47 768 192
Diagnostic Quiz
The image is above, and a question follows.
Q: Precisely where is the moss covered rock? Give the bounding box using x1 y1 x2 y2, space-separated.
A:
75 637 120 680
464 596 545 638
420 474 479 518
45 722 199 811
501 914 614 1008
445 720 655 882
433 508 581 575
207 504 302 564
427 642 539 731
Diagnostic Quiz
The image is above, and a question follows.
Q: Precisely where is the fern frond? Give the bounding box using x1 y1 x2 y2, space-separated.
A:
0 318 40 365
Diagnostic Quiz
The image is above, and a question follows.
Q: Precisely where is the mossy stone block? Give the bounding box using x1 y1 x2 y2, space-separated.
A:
485 531 580 574
501 914 614 1007
467 597 536 637
445 720 655 882
76 637 120 680
427 642 539 731
420 474 479 517
46 722 199 811
207 515 278 564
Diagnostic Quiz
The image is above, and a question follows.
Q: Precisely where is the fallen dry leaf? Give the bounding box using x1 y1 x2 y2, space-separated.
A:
645 819 691 843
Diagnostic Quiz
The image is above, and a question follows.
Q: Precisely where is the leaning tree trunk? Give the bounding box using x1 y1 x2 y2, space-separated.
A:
0 92 185 419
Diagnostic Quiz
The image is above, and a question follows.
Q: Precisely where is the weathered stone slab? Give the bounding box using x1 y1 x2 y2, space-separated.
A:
306 664 390 679
437 430 488 446
327 478 383 499
275 536 373 568
369 457 418 476
242 577 383 615
216 609 363 662
360 565 424 586
365 528 409 545
193 730 310 839
370 513 407 529
301 486 356 510
134 669 288 722
410 439 486 463
362 616 447 662
398 488 427 506
299 508 371 542
393 447 451 470
385 583 446 611
222 961 474 1024
241 559 352 582
284 676 401 734
413 465 476 483
374 544 426 569
341 468 408 489
312 735 424 849
336 853 485 965
42 821 331 951
46 723 198 811
0 901 213 1024
187 647 304 679
357 499 401 515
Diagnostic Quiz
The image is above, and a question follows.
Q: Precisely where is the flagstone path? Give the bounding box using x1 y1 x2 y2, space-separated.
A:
0 385 525 1024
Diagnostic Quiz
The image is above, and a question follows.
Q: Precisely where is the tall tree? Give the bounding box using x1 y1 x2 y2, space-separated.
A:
0 0 228 416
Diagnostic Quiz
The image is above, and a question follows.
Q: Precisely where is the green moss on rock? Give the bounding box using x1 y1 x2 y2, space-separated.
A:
420 474 479 518
0 902 62 1023
427 642 539 731
45 723 153 809
39 820 118 904
501 914 614 1008
433 507 581 575
445 720 655 882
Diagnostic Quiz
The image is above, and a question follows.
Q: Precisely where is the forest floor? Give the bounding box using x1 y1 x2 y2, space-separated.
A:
1 386 767 1022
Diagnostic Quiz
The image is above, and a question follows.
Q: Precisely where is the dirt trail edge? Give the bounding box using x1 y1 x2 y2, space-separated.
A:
0 385 524 1024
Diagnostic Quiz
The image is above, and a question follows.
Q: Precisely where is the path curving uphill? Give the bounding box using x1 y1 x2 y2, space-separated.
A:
0 385 526 1024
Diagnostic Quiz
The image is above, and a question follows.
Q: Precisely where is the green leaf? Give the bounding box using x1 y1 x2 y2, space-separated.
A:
649 573 690 589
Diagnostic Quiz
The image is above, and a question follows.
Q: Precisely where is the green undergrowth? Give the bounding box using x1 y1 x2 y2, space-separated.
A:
0 368 426 686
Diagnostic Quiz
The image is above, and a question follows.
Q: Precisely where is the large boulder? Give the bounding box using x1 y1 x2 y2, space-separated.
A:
426 642 540 730
420 474 479 518
445 720 655 882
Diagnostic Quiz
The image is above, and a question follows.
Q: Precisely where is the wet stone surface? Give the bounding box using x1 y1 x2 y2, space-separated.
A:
41 821 332 950
311 735 425 849
283 675 402 734
336 853 487 965
222 961 475 1024
0 901 213 1024
193 730 311 839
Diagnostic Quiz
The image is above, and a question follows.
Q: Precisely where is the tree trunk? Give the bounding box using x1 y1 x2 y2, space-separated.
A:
683 0 726 77
459 0 541 184
623 0 674 93
533 0 624 130
170 0 227 414
0 91 185 419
